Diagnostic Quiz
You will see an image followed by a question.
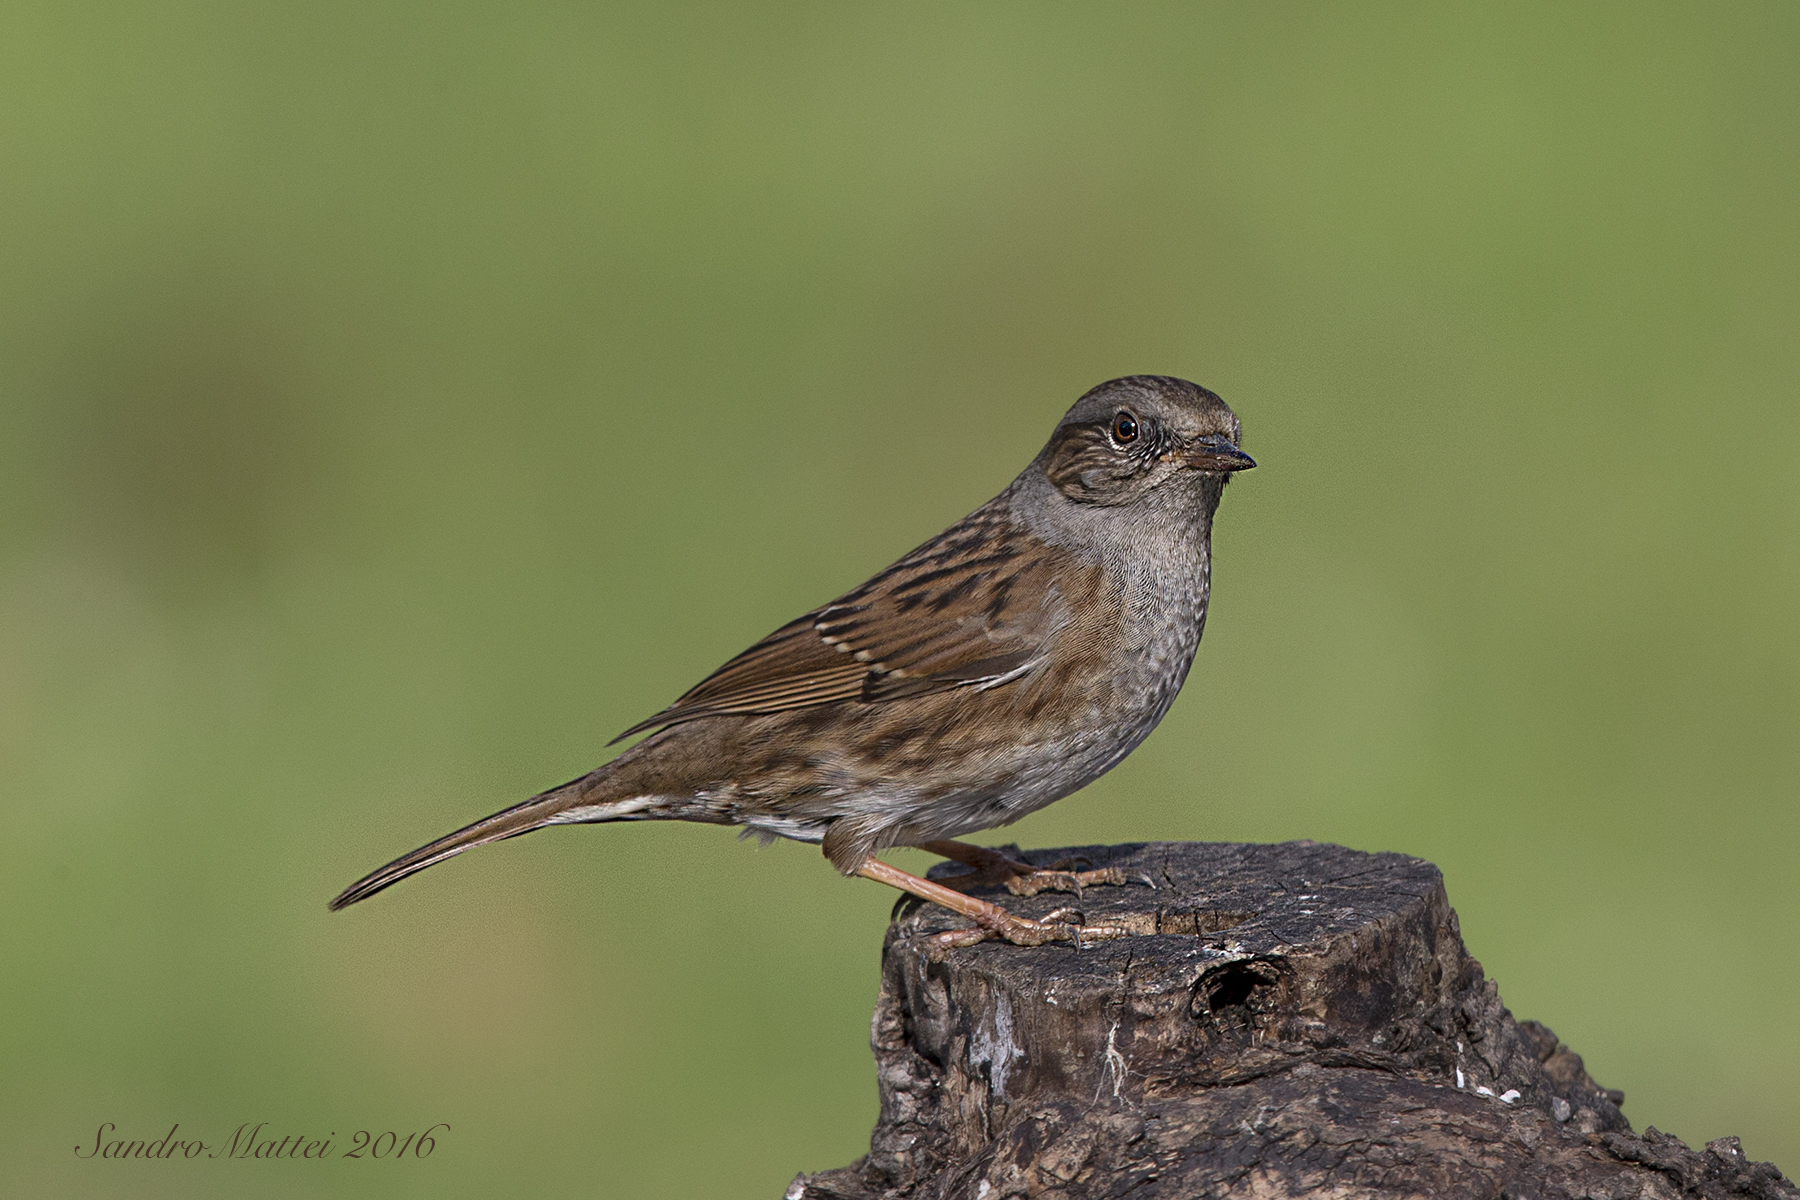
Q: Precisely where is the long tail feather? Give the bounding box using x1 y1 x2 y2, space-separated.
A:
329 776 615 911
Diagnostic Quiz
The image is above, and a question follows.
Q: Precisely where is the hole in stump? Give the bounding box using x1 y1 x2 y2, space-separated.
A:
1201 964 1262 1011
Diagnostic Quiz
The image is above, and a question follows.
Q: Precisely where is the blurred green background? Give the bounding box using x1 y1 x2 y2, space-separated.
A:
3 3 1796 1195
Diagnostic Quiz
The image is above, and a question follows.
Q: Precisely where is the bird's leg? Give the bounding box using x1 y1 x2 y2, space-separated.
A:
855 857 1124 953
916 839 1128 898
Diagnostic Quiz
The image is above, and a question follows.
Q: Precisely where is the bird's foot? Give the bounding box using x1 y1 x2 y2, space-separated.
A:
1002 859 1129 897
856 856 1125 959
922 905 1126 957
918 840 1128 898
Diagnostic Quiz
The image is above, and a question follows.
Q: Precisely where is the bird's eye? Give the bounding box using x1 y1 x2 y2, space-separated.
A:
1111 412 1139 445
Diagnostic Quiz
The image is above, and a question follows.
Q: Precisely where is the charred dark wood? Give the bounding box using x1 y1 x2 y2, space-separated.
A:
790 841 1795 1200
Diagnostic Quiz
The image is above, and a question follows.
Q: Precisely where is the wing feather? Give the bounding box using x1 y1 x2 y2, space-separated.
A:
610 498 1091 741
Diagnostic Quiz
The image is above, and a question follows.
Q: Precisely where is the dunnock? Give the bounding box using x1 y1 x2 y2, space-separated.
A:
331 376 1253 948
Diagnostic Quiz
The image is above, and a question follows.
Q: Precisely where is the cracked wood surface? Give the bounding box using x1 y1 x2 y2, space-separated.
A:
789 841 1796 1200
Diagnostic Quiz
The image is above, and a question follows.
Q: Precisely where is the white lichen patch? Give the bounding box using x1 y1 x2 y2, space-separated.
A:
1095 1020 1128 1102
970 994 1025 1101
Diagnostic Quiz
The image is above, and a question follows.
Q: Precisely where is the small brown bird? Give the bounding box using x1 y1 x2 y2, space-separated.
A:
330 376 1253 947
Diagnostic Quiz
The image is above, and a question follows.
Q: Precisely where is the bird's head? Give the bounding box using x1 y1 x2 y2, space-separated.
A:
1038 375 1253 507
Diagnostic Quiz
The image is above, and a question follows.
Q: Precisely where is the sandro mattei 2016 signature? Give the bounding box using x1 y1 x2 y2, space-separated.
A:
75 1122 448 1160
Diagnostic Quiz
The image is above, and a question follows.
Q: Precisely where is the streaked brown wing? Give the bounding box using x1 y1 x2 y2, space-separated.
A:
610 499 1080 741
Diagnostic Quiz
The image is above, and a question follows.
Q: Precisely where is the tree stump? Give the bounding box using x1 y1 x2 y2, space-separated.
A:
789 841 1796 1200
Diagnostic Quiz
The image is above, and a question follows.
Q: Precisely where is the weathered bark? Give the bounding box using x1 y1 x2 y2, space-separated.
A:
790 841 1795 1200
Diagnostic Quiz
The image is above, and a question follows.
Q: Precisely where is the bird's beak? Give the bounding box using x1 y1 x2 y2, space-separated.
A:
1184 434 1256 473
